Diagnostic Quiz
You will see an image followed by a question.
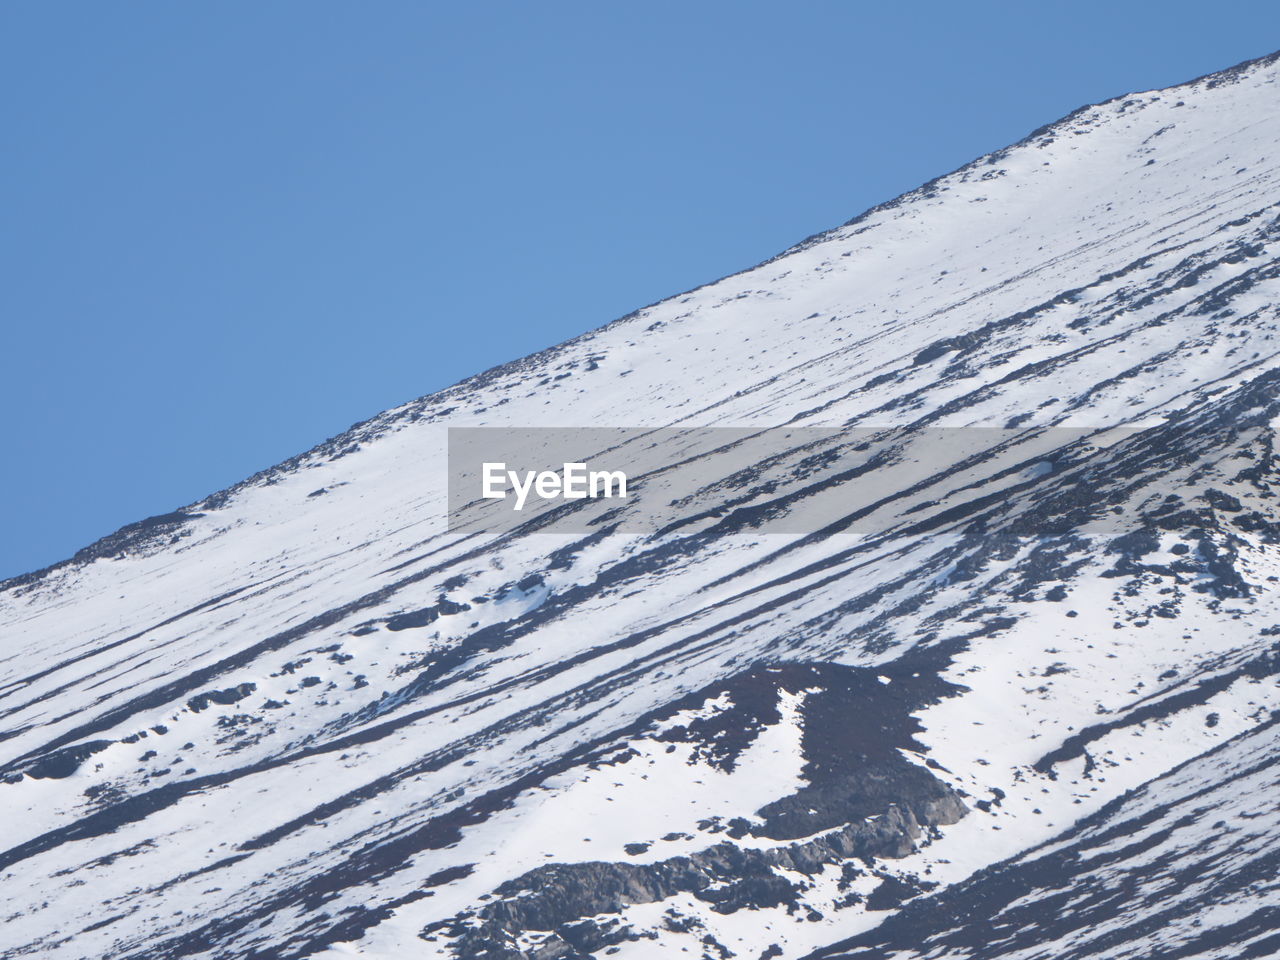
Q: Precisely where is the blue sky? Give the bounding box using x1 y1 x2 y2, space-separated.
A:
3 3 1280 580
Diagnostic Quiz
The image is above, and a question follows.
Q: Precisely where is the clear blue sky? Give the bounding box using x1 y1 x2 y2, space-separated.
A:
3 3 1279 581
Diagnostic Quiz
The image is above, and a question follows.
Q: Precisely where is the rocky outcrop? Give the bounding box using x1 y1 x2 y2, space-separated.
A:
423 656 969 958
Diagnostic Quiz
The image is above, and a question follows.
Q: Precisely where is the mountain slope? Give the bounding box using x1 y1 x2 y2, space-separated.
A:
810 712 1280 960
4 51 1280 960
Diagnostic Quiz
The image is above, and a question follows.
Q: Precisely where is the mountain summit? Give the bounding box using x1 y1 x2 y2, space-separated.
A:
5 51 1280 960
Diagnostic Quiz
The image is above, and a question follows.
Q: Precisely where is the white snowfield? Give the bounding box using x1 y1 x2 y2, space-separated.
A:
4 51 1280 960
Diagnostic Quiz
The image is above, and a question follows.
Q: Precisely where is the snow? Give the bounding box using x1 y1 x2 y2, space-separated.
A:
4 50 1280 960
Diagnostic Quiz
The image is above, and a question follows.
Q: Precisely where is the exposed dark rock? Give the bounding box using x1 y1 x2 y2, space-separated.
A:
186 683 257 713
386 598 473 631
423 653 968 957
22 740 115 780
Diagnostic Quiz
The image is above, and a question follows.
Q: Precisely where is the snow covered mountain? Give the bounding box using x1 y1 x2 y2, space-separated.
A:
5 50 1280 960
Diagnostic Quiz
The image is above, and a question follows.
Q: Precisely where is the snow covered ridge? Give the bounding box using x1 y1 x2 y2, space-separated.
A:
4 49 1280 960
